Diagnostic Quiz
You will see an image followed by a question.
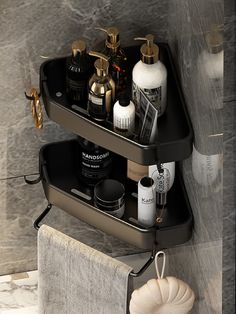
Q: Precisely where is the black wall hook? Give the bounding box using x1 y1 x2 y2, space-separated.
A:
24 174 41 185
34 203 52 230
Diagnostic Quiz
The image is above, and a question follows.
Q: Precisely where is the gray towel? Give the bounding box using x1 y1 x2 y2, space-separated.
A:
38 224 133 314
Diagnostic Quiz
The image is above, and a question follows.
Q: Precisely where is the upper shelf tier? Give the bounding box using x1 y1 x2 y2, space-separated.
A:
40 43 193 165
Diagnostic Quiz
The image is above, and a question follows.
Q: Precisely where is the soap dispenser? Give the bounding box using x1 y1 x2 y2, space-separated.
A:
96 27 127 96
66 40 92 107
88 51 115 122
132 34 167 116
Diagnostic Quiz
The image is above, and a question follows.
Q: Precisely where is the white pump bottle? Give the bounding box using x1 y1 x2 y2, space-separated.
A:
132 34 167 117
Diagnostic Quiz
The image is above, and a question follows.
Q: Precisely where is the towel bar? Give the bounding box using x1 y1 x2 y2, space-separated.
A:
33 203 156 277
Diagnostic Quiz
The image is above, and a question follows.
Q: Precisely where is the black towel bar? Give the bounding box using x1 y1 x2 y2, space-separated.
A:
33 203 156 277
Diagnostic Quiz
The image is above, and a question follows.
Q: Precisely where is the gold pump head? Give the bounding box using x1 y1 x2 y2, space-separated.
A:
89 51 109 76
71 40 86 57
206 24 223 54
96 27 120 50
134 34 159 64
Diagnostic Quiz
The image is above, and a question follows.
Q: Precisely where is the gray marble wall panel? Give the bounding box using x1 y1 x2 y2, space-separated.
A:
167 241 222 314
166 0 223 312
223 0 236 312
110 0 168 45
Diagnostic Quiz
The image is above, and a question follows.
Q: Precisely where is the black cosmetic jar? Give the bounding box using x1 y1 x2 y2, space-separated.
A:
94 179 125 218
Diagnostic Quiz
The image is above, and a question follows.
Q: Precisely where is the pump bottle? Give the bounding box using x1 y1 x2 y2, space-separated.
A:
132 34 167 116
197 25 223 110
96 27 127 96
66 40 92 107
87 51 115 121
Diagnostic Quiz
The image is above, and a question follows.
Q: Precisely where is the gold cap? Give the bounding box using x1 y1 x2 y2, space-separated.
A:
134 34 159 64
71 40 86 57
96 27 120 50
89 51 109 76
206 25 223 54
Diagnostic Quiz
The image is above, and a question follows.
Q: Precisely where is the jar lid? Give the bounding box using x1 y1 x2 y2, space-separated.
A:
94 179 125 205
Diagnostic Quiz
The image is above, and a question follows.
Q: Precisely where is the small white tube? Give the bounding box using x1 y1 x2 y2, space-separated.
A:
138 176 156 227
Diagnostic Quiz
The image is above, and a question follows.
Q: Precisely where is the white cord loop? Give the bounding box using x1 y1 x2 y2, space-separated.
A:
155 251 166 279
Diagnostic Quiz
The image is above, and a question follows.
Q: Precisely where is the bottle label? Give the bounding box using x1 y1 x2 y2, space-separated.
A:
113 115 134 137
132 81 139 109
81 150 112 181
155 167 171 193
143 87 162 113
132 81 163 115
89 94 103 106
66 77 87 102
88 92 106 120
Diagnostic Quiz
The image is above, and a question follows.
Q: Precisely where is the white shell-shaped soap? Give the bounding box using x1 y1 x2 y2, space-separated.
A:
129 276 195 314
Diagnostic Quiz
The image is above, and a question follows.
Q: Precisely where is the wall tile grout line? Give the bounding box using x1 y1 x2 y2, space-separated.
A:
0 173 40 181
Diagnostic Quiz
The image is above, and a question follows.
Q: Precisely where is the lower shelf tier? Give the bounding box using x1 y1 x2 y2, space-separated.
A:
39 139 193 249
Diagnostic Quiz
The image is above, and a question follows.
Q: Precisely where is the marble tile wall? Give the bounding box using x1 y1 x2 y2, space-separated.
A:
223 0 236 312
166 0 223 313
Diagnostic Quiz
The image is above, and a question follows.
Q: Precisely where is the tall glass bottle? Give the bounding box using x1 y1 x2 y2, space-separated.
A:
96 27 127 97
66 40 92 107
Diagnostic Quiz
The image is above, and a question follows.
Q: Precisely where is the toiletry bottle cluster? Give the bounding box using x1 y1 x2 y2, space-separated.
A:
65 28 175 227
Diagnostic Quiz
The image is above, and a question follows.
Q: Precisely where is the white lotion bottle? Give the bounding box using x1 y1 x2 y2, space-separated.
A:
149 162 175 206
113 96 135 138
132 34 167 116
197 26 223 110
192 144 222 187
138 176 156 227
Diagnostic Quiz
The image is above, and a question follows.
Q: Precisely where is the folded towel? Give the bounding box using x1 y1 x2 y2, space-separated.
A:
38 225 133 314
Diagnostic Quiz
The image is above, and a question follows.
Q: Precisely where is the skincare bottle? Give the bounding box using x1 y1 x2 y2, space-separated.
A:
66 40 92 107
132 34 167 116
77 136 113 186
148 162 175 207
138 176 156 227
192 144 222 187
88 51 115 121
96 27 127 96
113 94 135 138
198 25 223 110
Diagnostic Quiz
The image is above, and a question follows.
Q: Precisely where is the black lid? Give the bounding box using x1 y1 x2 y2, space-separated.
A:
94 179 125 203
118 93 131 107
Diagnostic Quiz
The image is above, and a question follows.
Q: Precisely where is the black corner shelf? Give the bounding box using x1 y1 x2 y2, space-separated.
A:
39 140 193 250
40 43 193 165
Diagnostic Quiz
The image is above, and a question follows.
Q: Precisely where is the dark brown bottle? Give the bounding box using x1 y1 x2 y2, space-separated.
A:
95 27 127 98
66 40 92 108
77 136 113 186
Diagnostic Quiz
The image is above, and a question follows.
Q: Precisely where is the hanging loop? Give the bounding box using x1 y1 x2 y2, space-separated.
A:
25 88 43 129
155 250 166 279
